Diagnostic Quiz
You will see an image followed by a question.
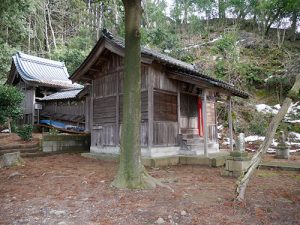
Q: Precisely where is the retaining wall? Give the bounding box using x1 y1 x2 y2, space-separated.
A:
42 134 90 153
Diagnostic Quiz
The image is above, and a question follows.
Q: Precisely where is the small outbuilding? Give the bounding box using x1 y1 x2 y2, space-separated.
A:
71 31 249 158
39 87 88 132
6 52 81 125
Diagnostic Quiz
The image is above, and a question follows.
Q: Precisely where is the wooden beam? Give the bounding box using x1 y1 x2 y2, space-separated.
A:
90 80 94 133
202 89 208 156
177 84 181 135
115 72 120 146
168 72 213 89
228 96 234 151
148 68 154 150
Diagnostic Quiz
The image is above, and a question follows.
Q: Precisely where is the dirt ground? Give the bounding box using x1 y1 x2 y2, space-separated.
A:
0 133 41 145
0 154 299 225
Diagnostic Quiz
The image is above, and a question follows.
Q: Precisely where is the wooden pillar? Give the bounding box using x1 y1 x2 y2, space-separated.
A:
228 96 233 151
177 85 181 135
90 81 94 132
202 89 208 156
84 96 89 132
214 96 218 142
115 72 119 146
148 70 153 150
32 89 35 125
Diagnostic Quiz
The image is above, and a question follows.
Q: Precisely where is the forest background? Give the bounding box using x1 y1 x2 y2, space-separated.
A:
1 0 300 135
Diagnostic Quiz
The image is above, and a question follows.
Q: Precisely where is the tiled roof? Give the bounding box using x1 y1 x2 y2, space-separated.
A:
71 31 249 98
39 88 83 101
11 52 80 89
105 34 249 98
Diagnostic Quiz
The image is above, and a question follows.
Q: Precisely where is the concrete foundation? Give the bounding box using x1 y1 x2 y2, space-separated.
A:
81 151 229 168
90 141 219 159
42 134 90 152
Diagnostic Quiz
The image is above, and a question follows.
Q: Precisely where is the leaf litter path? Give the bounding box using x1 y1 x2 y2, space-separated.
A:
0 154 299 225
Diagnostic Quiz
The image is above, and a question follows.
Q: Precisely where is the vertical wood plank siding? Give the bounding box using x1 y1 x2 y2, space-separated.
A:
152 66 177 92
149 66 180 146
119 91 148 121
180 93 198 129
91 52 149 147
153 91 177 122
206 101 215 125
42 100 85 122
153 122 178 146
93 96 116 124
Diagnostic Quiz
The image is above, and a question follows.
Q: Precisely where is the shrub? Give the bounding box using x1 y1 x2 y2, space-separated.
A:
248 113 270 136
17 124 33 141
49 128 59 135
0 85 23 125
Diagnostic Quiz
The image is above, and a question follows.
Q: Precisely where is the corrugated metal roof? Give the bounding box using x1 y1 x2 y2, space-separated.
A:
13 52 80 89
39 88 83 101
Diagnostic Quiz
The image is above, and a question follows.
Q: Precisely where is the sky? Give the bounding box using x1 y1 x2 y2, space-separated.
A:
165 0 174 15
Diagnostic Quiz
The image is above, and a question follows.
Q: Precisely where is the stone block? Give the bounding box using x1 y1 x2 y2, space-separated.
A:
179 156 211 166
226 159 250 172
0 152 23 168
211 157 226 167
42 146 53 152
232 156 252 161
276 148 289 159
230 151 248 157
151 157 179 167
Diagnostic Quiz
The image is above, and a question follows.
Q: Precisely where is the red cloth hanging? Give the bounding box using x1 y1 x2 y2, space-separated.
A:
198 97 204 136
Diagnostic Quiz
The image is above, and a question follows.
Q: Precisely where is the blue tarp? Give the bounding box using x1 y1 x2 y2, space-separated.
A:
39 119 66 129
39 119 84 132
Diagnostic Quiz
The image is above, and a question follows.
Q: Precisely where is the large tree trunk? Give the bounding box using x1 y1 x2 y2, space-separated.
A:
112 0 155 189
236 74 300 201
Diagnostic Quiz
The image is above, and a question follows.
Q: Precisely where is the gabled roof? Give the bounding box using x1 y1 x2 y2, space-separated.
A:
71 31 249 98
39 88 83 101
7 52 80 89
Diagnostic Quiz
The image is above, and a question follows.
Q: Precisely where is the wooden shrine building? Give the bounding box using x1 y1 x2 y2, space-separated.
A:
71 31 249 158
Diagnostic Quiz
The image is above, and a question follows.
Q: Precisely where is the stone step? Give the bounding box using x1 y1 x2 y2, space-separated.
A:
181 128 199 135
0 142 39 150
181 133 202 139
21 152 48 157
185 138 204 145
0 147 40 155
182 142 216 151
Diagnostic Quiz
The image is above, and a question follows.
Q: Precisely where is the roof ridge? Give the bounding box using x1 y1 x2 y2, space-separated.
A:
106 34 237 89
17 52 65 68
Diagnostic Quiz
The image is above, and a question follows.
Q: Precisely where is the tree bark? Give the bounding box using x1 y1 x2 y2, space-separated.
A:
236 74 300 201
46 0 56 49
43 0 50 53
112 0 156 189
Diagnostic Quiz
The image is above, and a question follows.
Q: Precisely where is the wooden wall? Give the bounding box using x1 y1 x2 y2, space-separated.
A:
43 100 85 116
149 65 179 146
180 93 198 129
90 53 218 149
207 101 216 125
91 53 149 147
